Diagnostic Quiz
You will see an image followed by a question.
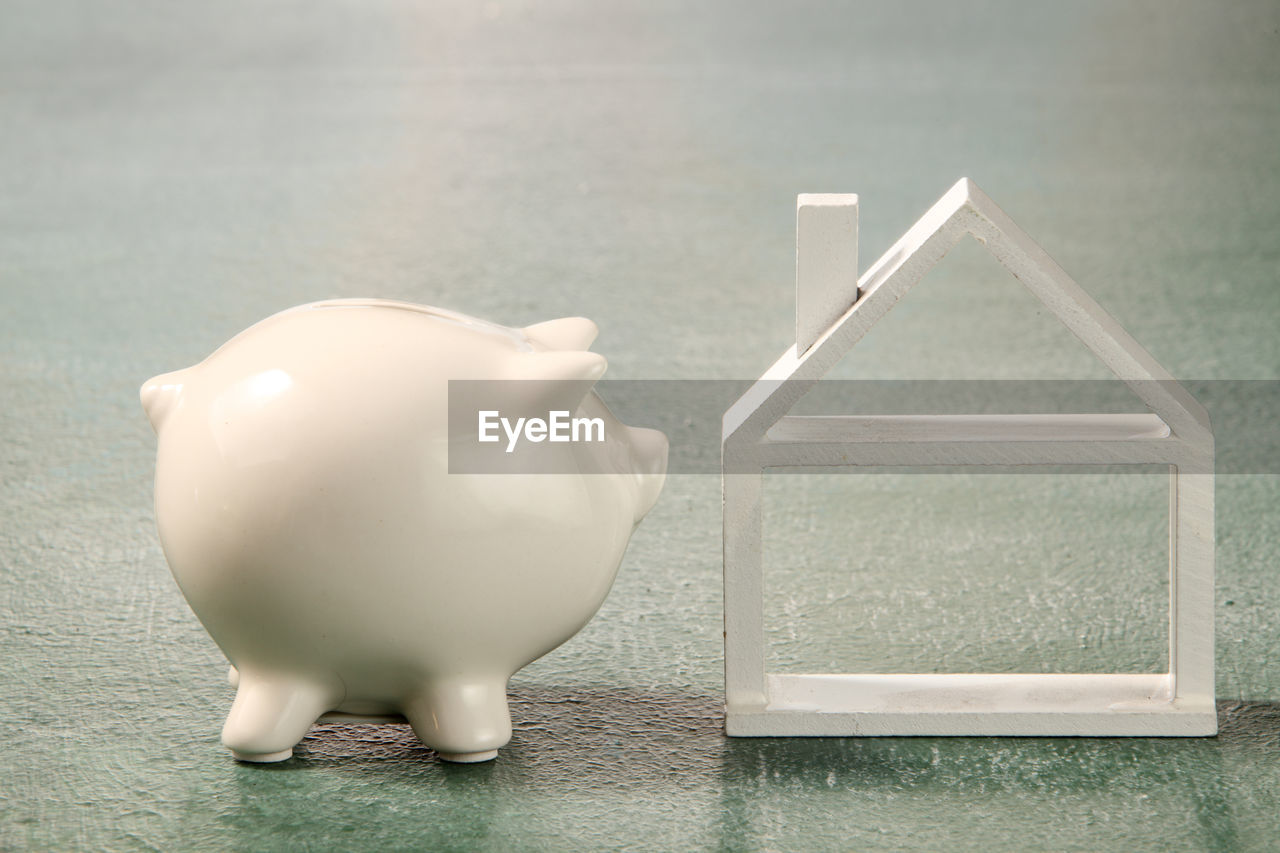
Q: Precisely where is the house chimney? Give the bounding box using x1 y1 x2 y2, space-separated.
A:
796 193 858 354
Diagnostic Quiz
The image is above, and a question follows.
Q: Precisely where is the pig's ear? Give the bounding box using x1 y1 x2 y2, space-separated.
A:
506 350 607 384
523 317 598 351
503 351 607 413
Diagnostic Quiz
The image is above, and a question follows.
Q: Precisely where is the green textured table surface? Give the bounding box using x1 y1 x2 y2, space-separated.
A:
3 1 1279 850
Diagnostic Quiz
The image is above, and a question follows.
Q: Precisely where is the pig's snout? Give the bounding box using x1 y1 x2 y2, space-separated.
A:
627 425 668 523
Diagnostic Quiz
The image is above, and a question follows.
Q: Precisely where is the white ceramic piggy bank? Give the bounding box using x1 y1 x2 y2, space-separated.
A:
142 299 666 763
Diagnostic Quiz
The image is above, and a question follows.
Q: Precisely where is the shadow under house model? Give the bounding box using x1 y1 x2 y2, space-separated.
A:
721 178 1215 737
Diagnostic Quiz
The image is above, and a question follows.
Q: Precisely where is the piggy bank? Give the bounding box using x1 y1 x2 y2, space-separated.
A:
141 299 667 763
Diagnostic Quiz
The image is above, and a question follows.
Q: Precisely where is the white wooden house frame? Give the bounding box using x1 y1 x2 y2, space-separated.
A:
722 178 1215 736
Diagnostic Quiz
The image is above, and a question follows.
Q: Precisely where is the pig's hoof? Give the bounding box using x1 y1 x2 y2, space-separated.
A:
437 749 499 764
221 673 339 763
405 679 512 761
231 748 293 763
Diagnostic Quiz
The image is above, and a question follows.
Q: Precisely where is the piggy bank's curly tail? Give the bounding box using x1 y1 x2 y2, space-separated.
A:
141 370 188 432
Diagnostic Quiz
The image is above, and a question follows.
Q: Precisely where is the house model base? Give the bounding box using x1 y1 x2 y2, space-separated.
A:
722 179 1215 738
727 673 1215 737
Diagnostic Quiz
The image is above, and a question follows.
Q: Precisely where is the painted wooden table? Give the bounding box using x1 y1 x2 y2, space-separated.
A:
3 1 1278 849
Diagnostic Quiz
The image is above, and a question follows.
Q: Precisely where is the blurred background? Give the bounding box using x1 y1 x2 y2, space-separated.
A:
2 1 1278 849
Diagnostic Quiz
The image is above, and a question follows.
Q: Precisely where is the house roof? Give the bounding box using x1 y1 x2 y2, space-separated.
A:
723 178 1212 445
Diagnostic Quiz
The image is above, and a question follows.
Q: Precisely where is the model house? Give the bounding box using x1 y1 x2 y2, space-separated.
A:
722 178 1215 736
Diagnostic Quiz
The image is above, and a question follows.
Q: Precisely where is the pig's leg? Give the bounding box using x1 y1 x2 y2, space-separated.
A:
221 671 340 762
404 678 512 763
